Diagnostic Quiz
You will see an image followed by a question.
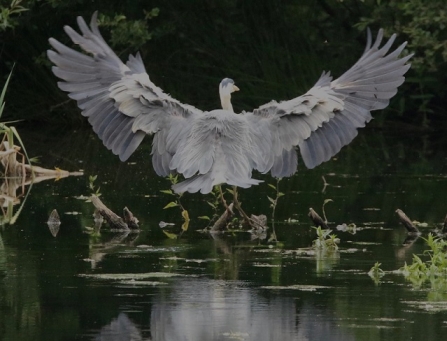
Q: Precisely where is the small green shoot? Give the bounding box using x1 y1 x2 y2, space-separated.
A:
161 174 189 232
88 175 101 196
267 178 284 222
267 178 284 242
322 199 333 224
368 262 385 285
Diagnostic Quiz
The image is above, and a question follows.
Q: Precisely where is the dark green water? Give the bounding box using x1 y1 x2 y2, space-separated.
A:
1 127 447 340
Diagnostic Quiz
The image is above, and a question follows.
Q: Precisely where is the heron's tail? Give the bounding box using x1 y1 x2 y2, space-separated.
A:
172 174 214 194
172 174 263 194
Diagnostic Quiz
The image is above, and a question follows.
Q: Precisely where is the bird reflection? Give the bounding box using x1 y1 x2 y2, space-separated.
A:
94 313 145 341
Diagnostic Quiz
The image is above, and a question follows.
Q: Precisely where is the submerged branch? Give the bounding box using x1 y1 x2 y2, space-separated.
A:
91 195 129 230
308 208 330 229
211 202 234 232
395 209 420 234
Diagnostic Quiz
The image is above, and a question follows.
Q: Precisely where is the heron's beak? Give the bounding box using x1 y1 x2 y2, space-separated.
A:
232 85 240 92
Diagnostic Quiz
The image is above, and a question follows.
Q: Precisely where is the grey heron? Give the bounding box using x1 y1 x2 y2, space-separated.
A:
48 13 412 195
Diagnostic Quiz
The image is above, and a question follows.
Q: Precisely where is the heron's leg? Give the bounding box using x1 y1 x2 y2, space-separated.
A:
232 186 251 226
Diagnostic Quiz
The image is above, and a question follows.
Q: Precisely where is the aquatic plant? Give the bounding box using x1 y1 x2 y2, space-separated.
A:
312 226 339 252
161 174 189 232
321 199 333 224
399 234 447 291
88 175 101 197
0 67 33 176
267 179 284 223
197 185 223 225
368 262 385 285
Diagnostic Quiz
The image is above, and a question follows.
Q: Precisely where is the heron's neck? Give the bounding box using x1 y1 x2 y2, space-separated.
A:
220 94 234 112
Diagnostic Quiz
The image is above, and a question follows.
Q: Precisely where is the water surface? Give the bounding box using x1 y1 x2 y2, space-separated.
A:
1 127 447 340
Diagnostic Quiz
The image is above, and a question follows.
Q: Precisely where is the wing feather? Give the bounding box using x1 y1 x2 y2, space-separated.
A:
50 14 412 193
48 12 202 165
247 29 412 173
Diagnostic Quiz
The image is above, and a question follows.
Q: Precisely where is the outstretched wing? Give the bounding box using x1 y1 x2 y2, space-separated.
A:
47 12 202 164
245 29 412 175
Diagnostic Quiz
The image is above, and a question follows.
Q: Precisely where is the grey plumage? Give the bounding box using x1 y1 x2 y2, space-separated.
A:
48 12 412 194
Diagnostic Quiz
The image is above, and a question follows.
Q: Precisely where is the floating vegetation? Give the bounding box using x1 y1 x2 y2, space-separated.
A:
403 300 447 313
78 272 186 280
335 223 357 234
117 280 168 287
252 262 283 268
260 284 331 291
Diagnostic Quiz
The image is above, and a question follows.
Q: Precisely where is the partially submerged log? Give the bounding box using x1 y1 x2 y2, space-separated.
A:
90 195 129 230
395 209 420 234
123 207 139 230
308 208 329 229
211 203 234 232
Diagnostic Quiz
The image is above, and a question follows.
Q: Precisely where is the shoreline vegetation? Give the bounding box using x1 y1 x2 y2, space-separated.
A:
0 0 446 129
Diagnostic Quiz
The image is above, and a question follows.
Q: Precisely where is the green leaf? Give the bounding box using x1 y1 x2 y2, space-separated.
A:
181 220 189 231
160 189 174 195
0 66 14 119
207 201 216 209
268 184 277 190
163 201 179 209
267 196 275 204
198 216 210 220
163 231 178 239
181 209 190 222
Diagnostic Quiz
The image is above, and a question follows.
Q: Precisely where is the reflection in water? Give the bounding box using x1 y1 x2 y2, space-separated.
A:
0 170 82 225
1 129 447 340
150 278 354 341
87 231 140 269
95 313 144 341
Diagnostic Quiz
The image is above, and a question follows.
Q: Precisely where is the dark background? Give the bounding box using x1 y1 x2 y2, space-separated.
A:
1 0 446 129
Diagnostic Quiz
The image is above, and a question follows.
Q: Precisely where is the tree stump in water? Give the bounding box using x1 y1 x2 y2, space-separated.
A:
395 209 420 234
308 208 329 229
91 195 129 230
123 207 139 230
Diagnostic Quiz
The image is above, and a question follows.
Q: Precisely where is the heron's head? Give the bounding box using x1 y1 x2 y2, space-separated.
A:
219 78 239 112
